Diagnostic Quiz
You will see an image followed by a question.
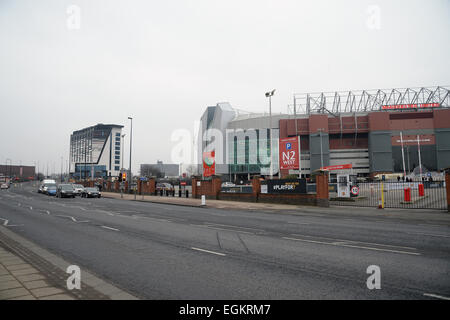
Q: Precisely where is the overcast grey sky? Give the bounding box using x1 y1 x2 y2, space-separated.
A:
0 0 449 174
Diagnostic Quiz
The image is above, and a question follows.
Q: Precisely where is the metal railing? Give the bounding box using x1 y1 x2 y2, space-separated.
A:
330 181 447 210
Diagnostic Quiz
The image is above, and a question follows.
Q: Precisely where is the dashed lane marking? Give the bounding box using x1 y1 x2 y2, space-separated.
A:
191 247 226 256
101 225 120 231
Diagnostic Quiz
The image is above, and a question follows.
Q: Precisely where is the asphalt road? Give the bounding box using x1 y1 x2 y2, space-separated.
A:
0 182 449 299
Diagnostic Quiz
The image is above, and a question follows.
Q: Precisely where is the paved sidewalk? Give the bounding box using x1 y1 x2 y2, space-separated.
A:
0 246 75 300
102 192 450 223
0 226 138 300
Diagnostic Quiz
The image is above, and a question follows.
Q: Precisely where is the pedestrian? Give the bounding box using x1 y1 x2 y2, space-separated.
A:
397 176 400 182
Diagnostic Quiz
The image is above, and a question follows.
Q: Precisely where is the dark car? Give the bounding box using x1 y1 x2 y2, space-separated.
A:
56 184 75 198
81 187 101 198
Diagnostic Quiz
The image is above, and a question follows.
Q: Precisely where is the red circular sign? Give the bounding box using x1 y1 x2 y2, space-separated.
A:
351 186 359 195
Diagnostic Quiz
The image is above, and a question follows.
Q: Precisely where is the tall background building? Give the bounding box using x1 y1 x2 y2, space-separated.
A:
69 124 123 179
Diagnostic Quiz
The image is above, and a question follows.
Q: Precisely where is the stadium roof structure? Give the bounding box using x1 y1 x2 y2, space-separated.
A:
290 86 450 116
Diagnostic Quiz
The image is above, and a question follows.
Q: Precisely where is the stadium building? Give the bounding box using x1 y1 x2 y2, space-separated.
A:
198 86 450 181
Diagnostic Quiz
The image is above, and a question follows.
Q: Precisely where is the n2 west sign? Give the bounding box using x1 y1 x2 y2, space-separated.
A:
279 137 300 170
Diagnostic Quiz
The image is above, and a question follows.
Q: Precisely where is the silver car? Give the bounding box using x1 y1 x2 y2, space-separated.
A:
72 184 85 196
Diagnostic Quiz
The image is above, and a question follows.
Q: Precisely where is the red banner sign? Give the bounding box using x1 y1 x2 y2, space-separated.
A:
320 164 353 171
279 137 299 170
202 151 215 177
381 103 439 110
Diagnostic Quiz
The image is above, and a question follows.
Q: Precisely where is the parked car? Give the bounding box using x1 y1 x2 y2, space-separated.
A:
81 187 101 198
156 183 174 191
72 184 85 196
46 184 57 196
56 184 75 198
42 183 57 195
38 184 44 193
1 183 9 190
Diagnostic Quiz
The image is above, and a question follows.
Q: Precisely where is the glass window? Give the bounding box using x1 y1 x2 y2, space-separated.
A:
115 151 120 155
115 142 120 146
115 160 120 164
115 137 120 141
115 132 121 136
114 166 120 171
115 156 120 160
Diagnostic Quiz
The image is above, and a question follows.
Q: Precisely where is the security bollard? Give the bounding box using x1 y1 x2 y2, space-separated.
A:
186 190 189 198
404 187 411 202
179 190 182 197
418 183 425 197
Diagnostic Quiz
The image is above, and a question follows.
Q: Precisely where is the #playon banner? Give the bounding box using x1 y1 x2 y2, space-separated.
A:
202 151 215 177
279 137 299 170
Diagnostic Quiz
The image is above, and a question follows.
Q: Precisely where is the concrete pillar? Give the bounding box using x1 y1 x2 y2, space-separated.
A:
308 114 329 172
316 170 329 207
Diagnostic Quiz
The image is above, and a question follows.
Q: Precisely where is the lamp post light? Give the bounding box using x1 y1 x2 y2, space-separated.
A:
128 117 133 185
121 133 126 175
265 89 276 179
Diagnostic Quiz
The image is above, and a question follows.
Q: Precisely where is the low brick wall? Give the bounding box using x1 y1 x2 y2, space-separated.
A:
258 193 317 206
218 192 256 203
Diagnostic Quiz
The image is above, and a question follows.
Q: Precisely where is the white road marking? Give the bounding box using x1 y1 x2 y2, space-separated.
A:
290 233 417 250
205 223 264 233
101 226 119 231
0 218 22 227
55 215 89 223
423 293 450 300
407 232 450 238
191 247 226 256
283 237 420 256
29 206 33 210
190 224 254 235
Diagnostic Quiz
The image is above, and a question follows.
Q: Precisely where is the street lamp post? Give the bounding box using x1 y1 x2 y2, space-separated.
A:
128 117 133 186
265 90 276 179
121 133 126 174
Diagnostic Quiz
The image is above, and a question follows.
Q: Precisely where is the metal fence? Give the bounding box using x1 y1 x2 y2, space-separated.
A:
330 181 447 210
